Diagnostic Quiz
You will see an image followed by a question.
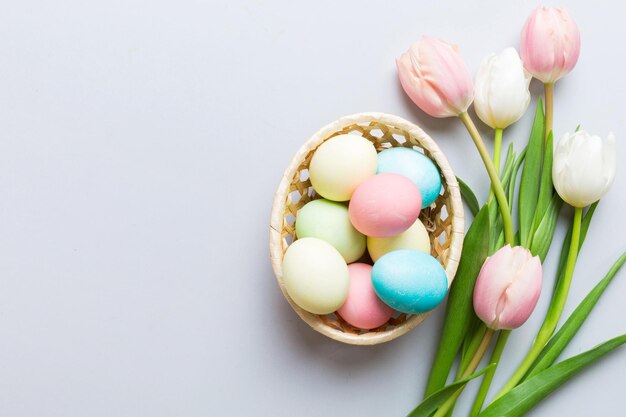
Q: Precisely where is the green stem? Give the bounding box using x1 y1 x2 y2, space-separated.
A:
459 324 488 374
544 82 554 142
488 128 504 202
433 329 496 417
459 112 514 245
469 330 511 417
493 128 503 176
494 206 583 400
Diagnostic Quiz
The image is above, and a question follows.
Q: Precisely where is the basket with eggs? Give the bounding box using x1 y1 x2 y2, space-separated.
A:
269 113 464 345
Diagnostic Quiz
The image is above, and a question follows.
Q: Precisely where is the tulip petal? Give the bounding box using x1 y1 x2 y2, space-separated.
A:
521 7 580 83
495 254 542 329
474 246 543 330
553 131 616 207
397 37 474 118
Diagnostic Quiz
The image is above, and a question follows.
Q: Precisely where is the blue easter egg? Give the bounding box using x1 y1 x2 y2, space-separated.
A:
371 249 448 314
377 147 442 207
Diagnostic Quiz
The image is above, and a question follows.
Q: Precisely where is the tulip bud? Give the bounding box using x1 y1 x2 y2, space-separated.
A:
473 245 542 330
397 37 474 118
520 7 581 83
553 131 616 208
474 48 531 129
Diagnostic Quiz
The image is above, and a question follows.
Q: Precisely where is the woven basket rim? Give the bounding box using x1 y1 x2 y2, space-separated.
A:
269 112 464 345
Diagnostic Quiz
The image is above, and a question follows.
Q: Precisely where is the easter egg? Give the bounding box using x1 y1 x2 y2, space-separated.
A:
349 173 422 237
377 147 442 207
282 237 349 314
337 263 394 330
367 218 431 262
372 249 448 314
309 134 377 201
295 199 366 263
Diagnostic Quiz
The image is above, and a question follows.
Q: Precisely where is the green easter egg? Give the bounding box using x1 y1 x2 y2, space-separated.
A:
295 199 366 263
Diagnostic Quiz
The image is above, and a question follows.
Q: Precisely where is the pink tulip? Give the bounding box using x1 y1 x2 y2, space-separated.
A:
473 245 542 330
520 6 581 83
397 37 474 118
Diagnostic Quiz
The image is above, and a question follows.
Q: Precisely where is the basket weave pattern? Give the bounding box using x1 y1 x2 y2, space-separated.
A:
270 113 464 345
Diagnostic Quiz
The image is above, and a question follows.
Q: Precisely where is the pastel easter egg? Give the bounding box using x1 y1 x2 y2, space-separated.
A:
367 218 431 262
295 199 366 263
349 173 422 237
377 147 442 207
309 134 377 201
372 249 448 314
282 237 349 315
337 263 394 330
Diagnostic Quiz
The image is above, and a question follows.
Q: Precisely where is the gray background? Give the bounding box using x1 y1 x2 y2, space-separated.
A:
0 0 624 416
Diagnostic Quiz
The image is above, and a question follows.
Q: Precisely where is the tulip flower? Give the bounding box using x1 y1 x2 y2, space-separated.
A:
520 7 581 84
397 38 515 246
397 37 474 118
473 245 542 330
496 131 616 398
474 48 531 130
553 131 616 208
521 6 581 139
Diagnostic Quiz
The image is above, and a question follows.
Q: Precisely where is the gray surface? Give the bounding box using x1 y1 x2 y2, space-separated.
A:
0 1 624 416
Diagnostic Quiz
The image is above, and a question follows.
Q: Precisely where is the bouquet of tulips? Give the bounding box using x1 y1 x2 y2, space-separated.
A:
397 6 622 417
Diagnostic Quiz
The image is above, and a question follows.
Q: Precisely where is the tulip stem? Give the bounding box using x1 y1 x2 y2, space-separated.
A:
544 82 554 142
494 206 583 400
459 112 514 245
469 329 511 417
432 329 496 417
493 128 503 175
488 128 504 202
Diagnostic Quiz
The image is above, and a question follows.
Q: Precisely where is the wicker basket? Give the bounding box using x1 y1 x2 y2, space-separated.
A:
269 113 464 345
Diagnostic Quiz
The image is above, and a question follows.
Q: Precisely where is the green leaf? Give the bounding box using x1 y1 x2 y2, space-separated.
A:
479 334 626 417
457 176 480 217
532 131 555 233
499 144 516 192
408 365 495 417
518 100 545 247
460 324 487 373
424 205 491 396
507 147 527 210
488 197 502 255
529 194 563 262
485 146 514 255
488 146 513 254
526 252 626 379
553 203 599 292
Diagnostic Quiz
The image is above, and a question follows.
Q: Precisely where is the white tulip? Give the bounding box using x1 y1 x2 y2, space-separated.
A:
552 131 616 208
474 48 531 129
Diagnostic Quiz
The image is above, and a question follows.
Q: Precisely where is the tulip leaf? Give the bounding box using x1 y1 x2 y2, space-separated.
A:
488 196 502 255
553 202 598 292
518 100 545 247
487 146 514 253
526 252 626 379
457 176 480 218
529 194 563 262
499 144 517 192
460 323 488 373
424 204 491 396
507 147 527 211
478 334 626 417
532 131 555 234
408 365 495 417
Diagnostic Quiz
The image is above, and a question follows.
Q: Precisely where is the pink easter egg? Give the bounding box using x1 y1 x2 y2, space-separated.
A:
337 263 394 330
349 173 422 237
